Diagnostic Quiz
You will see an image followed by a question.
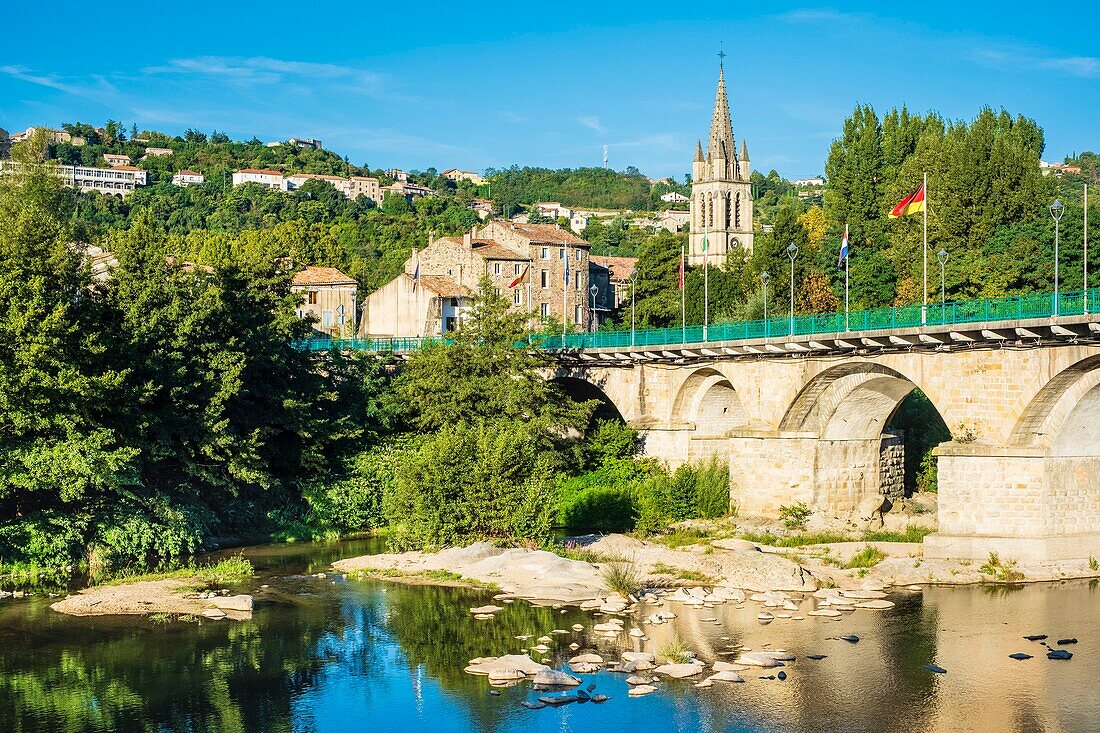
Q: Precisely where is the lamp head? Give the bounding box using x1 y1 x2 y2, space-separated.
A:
589 284 598 297
937 248 948 264
1051 199 1065 221
761 271 771 285
786 242 798 260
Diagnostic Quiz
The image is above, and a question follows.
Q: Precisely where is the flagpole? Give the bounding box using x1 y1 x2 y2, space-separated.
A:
703 224 709 342
681 242 686 344
1085 183 1089 314
562 246 568 343
922 170 928 326
844 224 850 332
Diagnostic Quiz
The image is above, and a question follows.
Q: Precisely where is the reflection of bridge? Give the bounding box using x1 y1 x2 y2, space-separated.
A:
308 288 1100 563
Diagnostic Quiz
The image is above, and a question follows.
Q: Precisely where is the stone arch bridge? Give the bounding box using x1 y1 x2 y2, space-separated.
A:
550 314 1100 563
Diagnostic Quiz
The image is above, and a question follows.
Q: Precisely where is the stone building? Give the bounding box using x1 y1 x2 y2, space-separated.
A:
290 265 358 337
689 63 754 265
358 221 600 337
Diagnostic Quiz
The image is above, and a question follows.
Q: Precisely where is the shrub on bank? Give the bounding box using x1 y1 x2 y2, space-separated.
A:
384 421 559 549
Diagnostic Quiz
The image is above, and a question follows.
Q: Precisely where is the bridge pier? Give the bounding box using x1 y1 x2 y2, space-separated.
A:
729 431 900 517
926 443 1100 562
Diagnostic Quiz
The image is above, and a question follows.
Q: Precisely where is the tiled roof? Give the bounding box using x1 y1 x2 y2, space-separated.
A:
590 255 638 282
414 274 470 298
111 165 142 171
472 241 528 261
175 169 202 176
291 265 356 286
492 221 589 246
237 168 283 176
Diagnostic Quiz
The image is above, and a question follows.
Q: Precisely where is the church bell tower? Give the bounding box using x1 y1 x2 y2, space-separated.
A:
689 59 754 265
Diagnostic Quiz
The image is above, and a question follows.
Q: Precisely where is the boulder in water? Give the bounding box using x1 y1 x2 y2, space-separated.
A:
1047 649 1073 660
1008 653 1033 661
921 664 947 674
532 669 582 687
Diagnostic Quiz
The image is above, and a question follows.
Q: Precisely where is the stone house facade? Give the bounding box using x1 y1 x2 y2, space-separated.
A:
291 265 358 337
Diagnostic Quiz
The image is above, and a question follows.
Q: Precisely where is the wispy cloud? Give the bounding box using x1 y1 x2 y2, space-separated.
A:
776 8 869 25
973 48 1100 78
0 65 118 98
143 56 387 92
578 116 606 135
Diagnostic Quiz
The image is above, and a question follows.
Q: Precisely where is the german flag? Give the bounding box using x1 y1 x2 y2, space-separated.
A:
508 265 529 289
889 183 926 218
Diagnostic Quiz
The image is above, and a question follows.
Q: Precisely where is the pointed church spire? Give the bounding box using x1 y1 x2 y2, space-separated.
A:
707 64 736 179
740 139 748 161
694 139 704 162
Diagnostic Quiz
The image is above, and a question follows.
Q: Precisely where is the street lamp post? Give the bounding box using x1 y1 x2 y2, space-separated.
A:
1051 199 1065 316
761 271 770 339
786 242 798 337
937 248 948 323
629 272 637 347
589 284 598 333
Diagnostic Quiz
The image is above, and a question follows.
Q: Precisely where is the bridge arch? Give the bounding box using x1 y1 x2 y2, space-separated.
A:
670 366 747 436
776 361 952 504
1009 354 1100 455
550 375 627 424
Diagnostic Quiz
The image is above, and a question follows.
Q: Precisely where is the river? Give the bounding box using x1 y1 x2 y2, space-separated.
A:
0 538 1097 733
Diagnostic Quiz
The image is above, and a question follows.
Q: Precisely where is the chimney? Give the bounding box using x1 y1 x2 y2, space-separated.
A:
463 231 473 248
429 229 435 247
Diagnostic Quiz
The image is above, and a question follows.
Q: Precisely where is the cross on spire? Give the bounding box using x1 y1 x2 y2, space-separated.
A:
718 49 726 67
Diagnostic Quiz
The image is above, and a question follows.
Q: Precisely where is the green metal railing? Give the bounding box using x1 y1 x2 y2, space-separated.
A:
298 288 1098 353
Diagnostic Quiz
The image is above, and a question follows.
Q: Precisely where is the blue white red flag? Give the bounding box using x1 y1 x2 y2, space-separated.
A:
837 224 849 268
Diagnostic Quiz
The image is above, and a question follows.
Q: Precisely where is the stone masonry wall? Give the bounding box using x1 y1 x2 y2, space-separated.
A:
879 432 905 500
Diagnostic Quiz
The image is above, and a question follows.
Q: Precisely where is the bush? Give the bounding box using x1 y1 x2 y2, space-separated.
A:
584 420 639 468
560 487 637 533
0 510 88 569
384 421 557 549
89 500 203 571
694 458 731 519
778 501 812 530
302 437 410 533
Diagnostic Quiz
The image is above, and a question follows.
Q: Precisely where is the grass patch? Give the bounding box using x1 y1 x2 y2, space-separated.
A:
739 530 853 547
659 636 690 664
543 540 618 564
599 559 642 597
648 562 713 583
863 525 935 543
978 552 1024 583
356 567 500 591
98 556 254 589
845 545 887 569
741 524 933 548
649 528 716 549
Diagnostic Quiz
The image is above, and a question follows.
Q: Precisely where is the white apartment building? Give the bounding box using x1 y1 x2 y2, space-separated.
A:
144 147 172 158
660 191 689 203
232 169 288 190
285 173 382 202
0 161 147 195
172 169 205 187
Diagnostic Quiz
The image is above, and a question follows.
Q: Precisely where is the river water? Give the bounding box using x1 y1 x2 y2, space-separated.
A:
1 538 1097 733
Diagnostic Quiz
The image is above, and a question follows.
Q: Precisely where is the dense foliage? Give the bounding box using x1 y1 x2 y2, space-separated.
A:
487 165 689 216
0 170 398 576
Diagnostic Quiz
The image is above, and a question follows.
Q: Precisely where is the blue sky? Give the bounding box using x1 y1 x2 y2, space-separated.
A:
1 1 1097 179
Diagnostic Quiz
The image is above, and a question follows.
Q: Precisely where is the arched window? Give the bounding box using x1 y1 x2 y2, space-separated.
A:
707 194 714 229
734 192 741 228
725 193 732 229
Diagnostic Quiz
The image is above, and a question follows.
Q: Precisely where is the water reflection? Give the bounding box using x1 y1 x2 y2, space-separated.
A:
0 540 1097 733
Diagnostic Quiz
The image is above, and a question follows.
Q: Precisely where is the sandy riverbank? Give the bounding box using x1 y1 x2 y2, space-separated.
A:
50 579 254 619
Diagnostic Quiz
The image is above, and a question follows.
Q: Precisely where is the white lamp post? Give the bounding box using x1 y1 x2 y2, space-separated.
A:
761 270 770 339
1051 199 1065 316
786 242 799 337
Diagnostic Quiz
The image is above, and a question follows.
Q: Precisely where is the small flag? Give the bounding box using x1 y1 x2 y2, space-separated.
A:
701 233 708 271
508 265 529 289
411 258 421 291
678 247 685 290
889 183 926 218
837 224 849 268
564 248 570 285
